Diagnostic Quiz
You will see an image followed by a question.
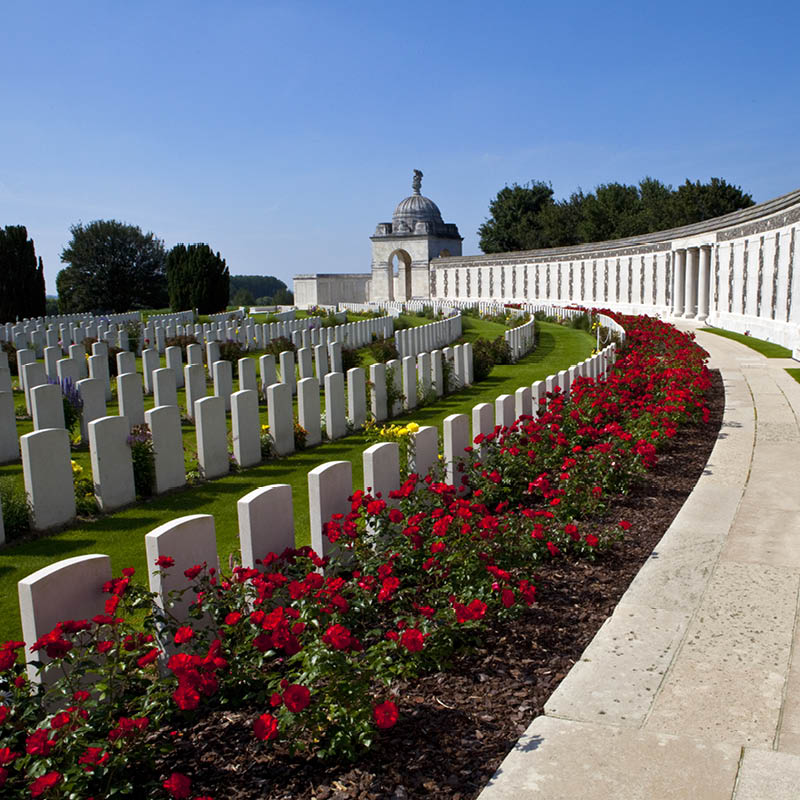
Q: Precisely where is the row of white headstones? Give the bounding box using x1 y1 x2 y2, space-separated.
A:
15 341 618 683
0 329 477 538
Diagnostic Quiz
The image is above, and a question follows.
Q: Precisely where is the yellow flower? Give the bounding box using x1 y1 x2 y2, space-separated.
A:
398 427 409 436
261 424 270 433
71 460 82 475
407 422 419 433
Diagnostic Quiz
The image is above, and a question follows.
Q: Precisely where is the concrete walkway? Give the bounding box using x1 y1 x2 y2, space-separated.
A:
478 328 800 800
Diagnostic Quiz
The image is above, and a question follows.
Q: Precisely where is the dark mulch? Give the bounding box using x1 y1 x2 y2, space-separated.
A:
157 370 725 800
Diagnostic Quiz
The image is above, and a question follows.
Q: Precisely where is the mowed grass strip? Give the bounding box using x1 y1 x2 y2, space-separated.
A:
700 326 792 358
0 320 593 641
787 368 800 385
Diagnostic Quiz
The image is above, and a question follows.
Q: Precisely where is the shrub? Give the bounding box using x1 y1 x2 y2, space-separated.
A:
165 334 199 354
341 347 360 373
294 422 309 450
367 336 399 363
471 336 511 382
265 337 295 357
2 341 17 370
72 460 99 516
128 424 155 498
51 376 83 436
0 477 31 540
218 339 245 372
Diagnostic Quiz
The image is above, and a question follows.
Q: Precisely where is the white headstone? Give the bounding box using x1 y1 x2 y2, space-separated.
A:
347 367 366 429
267 382 294 456
410 425 438 477
238 484 295 568
324 372 346 441
212 359 233 412
184 364 206 421
231 389 261 468
308 460 352 560
21 428 75 530
77 378 106 442
443 413 469 487
297 377 321 447
195 395 228 479
31 383 65 431
146 405 186 494
117 372 145 427
89 415 136 510
0 392 19 463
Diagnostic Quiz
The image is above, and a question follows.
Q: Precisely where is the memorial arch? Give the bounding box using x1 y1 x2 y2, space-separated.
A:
370 170 462 301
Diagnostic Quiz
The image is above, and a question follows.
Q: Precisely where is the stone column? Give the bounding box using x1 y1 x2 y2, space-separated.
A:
673 249 686 317
684 247 699 319
697 245 712 323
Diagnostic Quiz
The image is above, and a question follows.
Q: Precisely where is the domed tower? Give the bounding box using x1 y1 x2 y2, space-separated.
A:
370 170 462 301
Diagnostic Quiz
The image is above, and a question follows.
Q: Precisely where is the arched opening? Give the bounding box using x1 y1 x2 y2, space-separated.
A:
389 249 412 301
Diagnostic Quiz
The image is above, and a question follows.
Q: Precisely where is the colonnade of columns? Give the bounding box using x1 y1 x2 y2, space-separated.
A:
671 245 712 322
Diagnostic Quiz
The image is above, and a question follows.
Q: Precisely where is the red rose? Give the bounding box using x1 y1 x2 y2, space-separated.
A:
322 624 352 651
253 713 279 741
283 684 311 713
183 564 205 580
585 534 599 547
163 772 192 799
373 700 398 729
30 771 61 798
137 648 159 667
174 627 194 645
0 747 18 766
155 556 175 568
26 728 56 756
50 711 71 729
79 747 109 771
224 612 242 626
173 684 201 711
400 629 425 653
388 508 404 523
501 588 516 608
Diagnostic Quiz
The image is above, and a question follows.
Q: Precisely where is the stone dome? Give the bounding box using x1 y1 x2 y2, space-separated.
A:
392 192 444 230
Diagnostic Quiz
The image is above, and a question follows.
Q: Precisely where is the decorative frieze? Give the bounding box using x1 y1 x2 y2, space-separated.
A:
546 264 551 298
741 240 749 314
603 259 608 301
557 264 562 298
465 267 471 297
477 267 483 297
511 266 517 298
568 263 573 300
591 260 597 300
713 246 720 308
580 263 585 298
614 258 620 302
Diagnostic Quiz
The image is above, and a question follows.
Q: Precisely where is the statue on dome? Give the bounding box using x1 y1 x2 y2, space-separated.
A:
412 169 423 195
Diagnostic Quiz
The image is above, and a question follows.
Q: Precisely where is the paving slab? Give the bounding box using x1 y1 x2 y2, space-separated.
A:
645 562 798 746
544 603 689 726
733 748 800 799
479 715 741 800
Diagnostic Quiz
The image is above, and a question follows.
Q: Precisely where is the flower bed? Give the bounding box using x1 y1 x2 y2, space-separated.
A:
0 315 712 799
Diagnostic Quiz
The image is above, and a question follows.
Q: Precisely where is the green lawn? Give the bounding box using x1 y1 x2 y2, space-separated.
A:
0 321 593 641
787 368 800 385
700 327 792 358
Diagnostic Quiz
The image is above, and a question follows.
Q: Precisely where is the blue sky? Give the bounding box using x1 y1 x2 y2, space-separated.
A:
2 1 799 295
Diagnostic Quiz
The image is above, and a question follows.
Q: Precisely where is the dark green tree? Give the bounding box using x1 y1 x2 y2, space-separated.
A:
670 178 754 227
166 243 230 314
478 181 555 253
479 176 756 252
57 220 168 313
0 226 46 323
231 288 255 307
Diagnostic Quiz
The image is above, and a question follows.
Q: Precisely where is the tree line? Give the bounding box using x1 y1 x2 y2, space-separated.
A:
478 177 755 253
0 219 291 320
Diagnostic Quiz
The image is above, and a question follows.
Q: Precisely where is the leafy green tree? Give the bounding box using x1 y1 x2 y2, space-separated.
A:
577 182 643 242
478 181 555 253
0 226 46 322
57 220 167 313
272 287 294 305
166 243 230 314
479 176 755 252
670 178 754 226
